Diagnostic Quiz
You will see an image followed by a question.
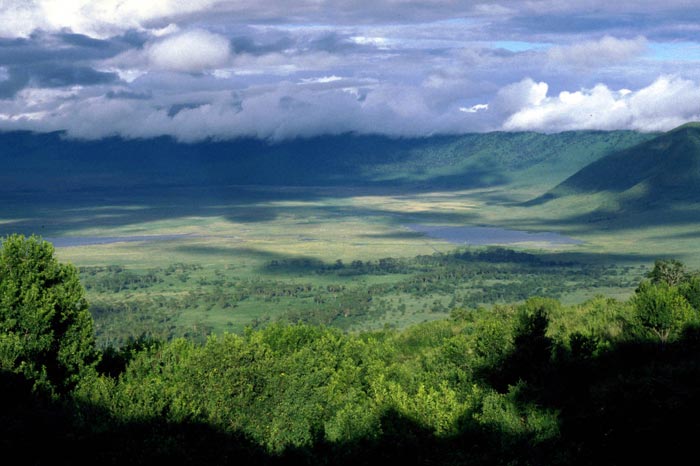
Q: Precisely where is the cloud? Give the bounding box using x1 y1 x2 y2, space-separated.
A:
547 36 648 68
1 1 700 141
502 75 700 132
459 104 488 113
146 30 232 72
0 32 133 66
0 0 223 39
299 75 344 84
492 78 549 115
0 77 492 141
3 72 700 140
0 32 124 97
2 1 698 40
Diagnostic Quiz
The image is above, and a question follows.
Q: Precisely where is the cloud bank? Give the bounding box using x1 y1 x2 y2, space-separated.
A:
504 76 700 133
0 1 699 140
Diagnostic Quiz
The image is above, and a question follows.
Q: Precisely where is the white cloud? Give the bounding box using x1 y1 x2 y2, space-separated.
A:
0 1 46 38
547 36 648 68
0 78 491 141
146 30 232 72
492 78 549 116
350 36 391 48
151 23 181 37
0 0 222 38
300 75 343 84
4 73 700 141
230 51 342 76
459 103 488 113
502 75 700 132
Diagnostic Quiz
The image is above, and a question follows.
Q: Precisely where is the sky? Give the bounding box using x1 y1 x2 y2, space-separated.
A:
2 1 700 141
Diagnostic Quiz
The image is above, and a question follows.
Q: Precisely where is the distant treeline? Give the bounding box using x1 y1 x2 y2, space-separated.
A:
81 246 641 346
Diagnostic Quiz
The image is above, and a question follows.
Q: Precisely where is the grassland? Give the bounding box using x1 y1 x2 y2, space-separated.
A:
4 129 699 345
2 183 671 346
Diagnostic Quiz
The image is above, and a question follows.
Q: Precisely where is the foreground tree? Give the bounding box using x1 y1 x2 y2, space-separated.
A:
632 280 695 346
0 234 97 394
646 259 688 287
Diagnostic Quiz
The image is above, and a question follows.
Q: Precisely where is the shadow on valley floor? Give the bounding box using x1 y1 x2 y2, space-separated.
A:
486 201 700 238
0 185 482 239
532 250 662 265
360 231 429 240
0 186 302 234
172 244 329 272
647 229 700 240
3 182 700 262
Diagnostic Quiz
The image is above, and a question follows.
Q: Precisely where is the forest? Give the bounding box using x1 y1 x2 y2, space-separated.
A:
80 246 642 347
2 234 699 465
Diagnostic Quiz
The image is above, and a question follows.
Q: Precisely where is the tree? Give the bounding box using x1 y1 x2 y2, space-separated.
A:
492 298 555 389
632 281 695 345
679 274 700 311
0 234 97 394
646 259 688 287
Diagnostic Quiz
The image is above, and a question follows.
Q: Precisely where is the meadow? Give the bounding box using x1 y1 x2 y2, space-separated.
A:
3 129 698 345
2 183 664 346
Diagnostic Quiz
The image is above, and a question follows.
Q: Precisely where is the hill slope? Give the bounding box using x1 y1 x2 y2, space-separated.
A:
533 124 700 211
0 130 653 194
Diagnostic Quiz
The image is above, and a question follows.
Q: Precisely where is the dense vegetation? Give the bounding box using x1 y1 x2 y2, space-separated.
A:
3 234 700 465
79 247 643 347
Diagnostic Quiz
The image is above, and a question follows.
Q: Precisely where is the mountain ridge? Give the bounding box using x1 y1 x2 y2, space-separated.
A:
531 123 700 211
0 129 654 194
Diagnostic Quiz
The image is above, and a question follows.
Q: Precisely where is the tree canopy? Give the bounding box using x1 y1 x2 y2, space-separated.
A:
0 234 97 394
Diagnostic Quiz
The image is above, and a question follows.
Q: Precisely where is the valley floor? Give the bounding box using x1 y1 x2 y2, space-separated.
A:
5 183 693 344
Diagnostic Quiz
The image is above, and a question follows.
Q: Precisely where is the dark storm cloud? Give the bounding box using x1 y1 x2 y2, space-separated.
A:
0 67 29 98
0 31 134 65
28 63 118 88
0 31 127 96
0 63 118 97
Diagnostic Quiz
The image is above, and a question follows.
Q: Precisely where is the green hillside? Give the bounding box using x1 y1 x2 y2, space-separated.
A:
536 124 700 208
0 130 653 194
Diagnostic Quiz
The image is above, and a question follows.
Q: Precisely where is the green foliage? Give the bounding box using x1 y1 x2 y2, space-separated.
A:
679 274 700 311
6 230 700 463
512 298 557 363
489 298 556 390
647 259 688 286
0 234 97 394
81 247 641 347
469 305 516 373
547 295 632 354
475 384 560 445
632 281 695 344
371 376 472 437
